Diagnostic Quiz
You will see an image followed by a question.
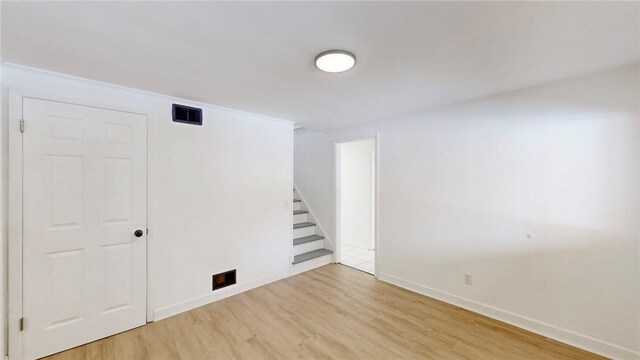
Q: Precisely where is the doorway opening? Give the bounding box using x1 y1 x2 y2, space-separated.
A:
336 138 376 275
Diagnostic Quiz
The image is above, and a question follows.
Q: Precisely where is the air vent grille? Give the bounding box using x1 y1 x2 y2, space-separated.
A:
212 269 236 291
172 104 202 126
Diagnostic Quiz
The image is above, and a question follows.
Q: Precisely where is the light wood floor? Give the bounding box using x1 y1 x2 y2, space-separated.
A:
46 264 604 360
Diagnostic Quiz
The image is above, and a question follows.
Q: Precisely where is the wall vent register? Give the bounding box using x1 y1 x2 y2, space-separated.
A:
172 104 202 126
212 269 236 291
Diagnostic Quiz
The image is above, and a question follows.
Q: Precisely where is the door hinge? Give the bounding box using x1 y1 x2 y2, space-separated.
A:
19 318 24 331
19 119 25 133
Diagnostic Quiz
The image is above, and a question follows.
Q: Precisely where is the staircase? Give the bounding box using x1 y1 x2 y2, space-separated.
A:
292 188 334 274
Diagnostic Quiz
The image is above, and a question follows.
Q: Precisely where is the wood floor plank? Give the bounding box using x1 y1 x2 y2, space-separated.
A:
44 264 605 360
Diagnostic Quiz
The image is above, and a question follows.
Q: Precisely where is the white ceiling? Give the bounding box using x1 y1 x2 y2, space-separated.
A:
2 1 639 129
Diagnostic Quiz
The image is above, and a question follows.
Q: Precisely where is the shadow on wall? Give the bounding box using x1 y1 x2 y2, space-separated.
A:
365 64 640 353
300 64 640 355
382 198 639 349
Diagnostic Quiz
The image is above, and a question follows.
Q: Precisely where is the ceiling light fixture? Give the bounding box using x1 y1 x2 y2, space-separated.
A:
315 50 356 73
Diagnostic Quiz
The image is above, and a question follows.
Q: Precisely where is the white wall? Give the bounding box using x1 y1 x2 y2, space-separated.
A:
0 31 6 357
293 128 335 243
297 64 640 359
0 64 293 354
339 139 375 250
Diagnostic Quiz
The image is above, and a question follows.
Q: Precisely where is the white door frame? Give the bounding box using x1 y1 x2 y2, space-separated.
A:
334 134 379 277
7 89 154 360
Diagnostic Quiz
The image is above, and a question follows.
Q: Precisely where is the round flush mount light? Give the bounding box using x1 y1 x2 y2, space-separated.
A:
315 50 356 73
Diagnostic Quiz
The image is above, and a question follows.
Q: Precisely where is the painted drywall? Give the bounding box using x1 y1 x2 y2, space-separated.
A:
293 129 335 244
296 64 640 359
339 139 375 249
0 64 293 355
0 58 6 358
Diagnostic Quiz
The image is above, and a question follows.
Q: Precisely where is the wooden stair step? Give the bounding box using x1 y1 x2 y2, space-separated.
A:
293 234 324 246
293 249 333 265
293 222 315 229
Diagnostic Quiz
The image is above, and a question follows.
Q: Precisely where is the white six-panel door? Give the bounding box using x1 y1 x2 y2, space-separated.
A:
22 98 147 359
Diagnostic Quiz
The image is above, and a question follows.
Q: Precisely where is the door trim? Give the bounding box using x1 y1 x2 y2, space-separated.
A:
7 89 153 359
334 134 379 278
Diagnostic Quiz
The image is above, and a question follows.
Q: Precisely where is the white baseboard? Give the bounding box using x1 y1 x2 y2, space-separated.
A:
377 272 639 360
154 270 290 321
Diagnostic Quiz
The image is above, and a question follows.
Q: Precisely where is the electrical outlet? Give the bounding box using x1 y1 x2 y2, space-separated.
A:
464 273 472 285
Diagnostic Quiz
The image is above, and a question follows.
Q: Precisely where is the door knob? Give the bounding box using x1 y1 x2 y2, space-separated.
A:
134 229 144 238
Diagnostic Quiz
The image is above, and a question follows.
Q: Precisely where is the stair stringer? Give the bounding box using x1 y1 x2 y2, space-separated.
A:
292 184 335 259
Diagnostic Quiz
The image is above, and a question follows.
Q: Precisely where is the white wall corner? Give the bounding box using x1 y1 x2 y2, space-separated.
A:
293 183 335 256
